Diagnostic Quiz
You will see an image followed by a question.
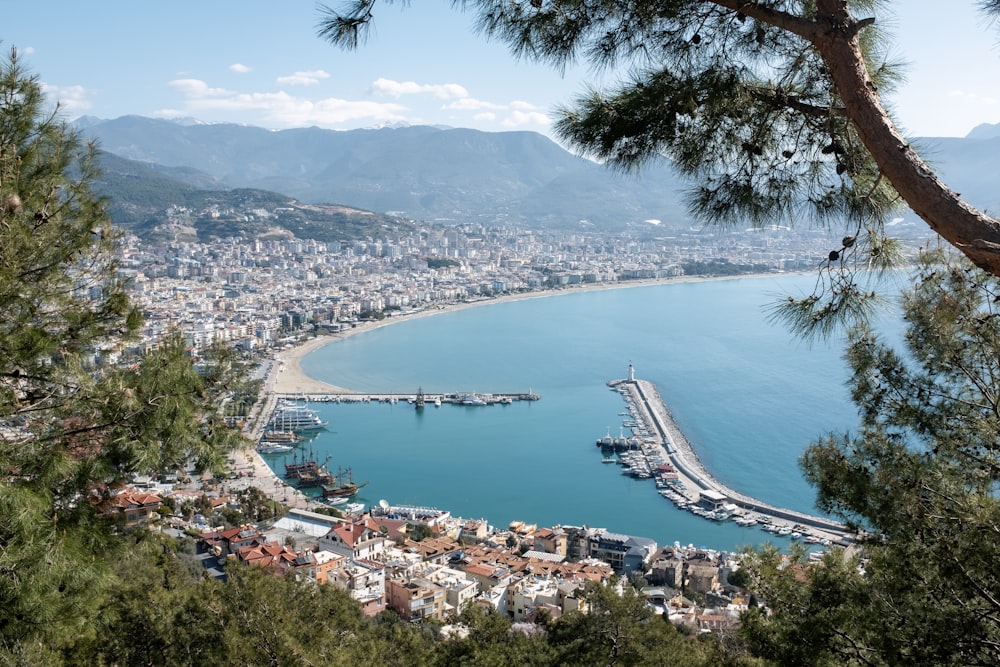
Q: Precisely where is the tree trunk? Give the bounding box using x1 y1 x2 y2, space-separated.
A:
810 0 1000 275
715 0 1000 275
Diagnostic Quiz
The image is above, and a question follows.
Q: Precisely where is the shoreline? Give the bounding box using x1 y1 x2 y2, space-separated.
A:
272 272 802 395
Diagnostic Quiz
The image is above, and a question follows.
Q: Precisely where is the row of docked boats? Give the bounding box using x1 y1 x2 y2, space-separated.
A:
257 401 328 455
268 400 328 433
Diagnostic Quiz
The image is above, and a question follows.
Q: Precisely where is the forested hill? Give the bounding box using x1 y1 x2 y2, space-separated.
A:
92 150 411 243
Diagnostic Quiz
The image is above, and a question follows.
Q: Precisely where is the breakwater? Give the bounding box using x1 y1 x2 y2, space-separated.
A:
608 374 852 544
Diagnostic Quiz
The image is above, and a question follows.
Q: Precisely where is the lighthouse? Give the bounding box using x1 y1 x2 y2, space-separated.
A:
628 362 635 383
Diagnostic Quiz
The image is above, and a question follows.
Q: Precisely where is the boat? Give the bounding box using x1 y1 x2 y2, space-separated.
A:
325 496 349 506
321 467 369 499
458 393 487 406
343 502 365 514
261 430 298 443
596 429 614 448
601 456 617 464
268 401 328 433
415 387 425 410
434 397 442 407
284 457 334 487
257 442 293 454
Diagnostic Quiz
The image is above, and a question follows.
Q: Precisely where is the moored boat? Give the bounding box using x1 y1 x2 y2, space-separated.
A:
321 467 369 499
268 401 328 433
257 442 293 454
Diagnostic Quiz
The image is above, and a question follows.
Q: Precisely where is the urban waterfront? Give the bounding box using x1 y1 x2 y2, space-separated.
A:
262 274 901 551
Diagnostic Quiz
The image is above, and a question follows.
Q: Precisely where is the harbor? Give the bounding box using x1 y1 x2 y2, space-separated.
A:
604 364 853 547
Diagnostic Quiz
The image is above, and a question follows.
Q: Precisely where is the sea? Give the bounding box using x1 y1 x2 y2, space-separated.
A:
263 273 905 553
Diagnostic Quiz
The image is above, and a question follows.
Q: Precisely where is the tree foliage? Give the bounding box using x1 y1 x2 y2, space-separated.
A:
0 49 246 654
742 251 1000 666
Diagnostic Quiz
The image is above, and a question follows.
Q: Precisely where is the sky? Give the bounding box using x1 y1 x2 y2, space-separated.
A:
5 2 1000 141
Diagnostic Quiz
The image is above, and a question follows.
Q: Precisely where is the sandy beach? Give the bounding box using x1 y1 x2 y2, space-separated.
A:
271 274 762 395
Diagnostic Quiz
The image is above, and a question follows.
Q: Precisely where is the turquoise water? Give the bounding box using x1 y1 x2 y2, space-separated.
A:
266 275 897 552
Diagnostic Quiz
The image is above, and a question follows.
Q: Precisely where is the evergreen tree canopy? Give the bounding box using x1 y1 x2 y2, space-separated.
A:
0 49 245 656
742 250 1000 666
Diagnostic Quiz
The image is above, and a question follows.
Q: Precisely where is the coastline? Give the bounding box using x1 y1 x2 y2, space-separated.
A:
272 272 794 395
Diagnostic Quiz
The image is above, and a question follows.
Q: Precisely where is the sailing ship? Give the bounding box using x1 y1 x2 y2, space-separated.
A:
321 467 369 499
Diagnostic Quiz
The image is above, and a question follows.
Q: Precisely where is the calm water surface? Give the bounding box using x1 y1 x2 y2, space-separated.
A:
265 275 898 551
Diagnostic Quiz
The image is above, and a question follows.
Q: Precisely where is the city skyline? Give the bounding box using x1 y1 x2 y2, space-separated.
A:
6 2 1000 141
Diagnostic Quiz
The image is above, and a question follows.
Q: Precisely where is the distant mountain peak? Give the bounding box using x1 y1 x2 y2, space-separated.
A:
966 122 1000 140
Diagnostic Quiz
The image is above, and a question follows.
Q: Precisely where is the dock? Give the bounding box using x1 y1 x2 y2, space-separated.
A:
274 391 540 406
607 373 853 545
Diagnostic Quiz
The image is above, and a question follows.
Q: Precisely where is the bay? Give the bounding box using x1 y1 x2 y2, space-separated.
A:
268 274 897 552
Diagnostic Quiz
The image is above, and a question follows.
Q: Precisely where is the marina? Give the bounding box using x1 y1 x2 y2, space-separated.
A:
604 364 852 546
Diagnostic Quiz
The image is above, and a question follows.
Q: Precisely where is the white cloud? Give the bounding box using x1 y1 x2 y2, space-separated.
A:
445 97 501 111
230 63 251 74
276 70 331 86
473 112 497 122
168 79 233 97
501 109 551 128
509 100 541 111
41 83 91 113
370 78 468 100
947 89 998 107
168 83 408 127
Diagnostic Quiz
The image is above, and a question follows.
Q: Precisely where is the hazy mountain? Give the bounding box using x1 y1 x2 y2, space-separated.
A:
78 116 690 230
78 115 1000 233
966 122 1000 140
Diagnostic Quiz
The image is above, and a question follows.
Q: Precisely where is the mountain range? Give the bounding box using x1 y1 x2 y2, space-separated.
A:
78 115 1000 239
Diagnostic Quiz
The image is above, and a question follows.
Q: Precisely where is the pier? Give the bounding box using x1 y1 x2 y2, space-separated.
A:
273 391 540 406
607 371 852 545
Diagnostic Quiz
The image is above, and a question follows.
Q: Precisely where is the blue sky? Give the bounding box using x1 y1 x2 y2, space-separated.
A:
6 2 999 140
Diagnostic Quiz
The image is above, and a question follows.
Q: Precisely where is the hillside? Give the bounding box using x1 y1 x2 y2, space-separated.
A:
80 116 691 231
93 151 410 243
81 116 1000 237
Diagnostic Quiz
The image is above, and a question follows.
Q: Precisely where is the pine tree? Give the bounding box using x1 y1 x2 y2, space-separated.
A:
741 250 1000 665
0 49 244 655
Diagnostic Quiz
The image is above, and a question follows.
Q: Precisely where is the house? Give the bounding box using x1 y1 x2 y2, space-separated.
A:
410 563 479 611
403 536 463 565
328 558 386 617
235 541 301 571
507 576 586 622
385 577 447 621
459 518 489 544
97 489 163 526
318 518 387 560
312 550 345 585
218 525 266 556
532 527 568 557
586 530 657 575
648 547 721 595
